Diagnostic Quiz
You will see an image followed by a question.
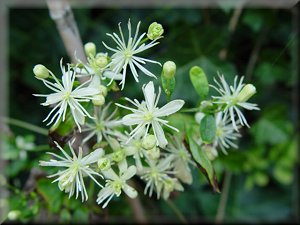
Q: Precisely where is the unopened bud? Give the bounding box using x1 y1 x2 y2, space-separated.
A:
97 157 111 170
142 134 156 150
33 64 49 79
236 84 256 102
84 42 96 57
99 85 108 97
7 210 21 221
92 94 105 106
203 145 218 161
147 22 164 40
147 147 160 160
162 61 176 79
95 54 108 68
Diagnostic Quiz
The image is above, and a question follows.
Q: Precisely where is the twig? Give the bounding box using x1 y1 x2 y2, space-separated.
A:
1 117 48 136
46 0 87 65
244 28 268 81
215 171 232 224
126 180 147 224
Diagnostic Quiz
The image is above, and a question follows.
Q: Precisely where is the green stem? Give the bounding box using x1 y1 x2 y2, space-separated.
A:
215 171 232 224
1 117 48 136
165 199 188 224
139 37 149 45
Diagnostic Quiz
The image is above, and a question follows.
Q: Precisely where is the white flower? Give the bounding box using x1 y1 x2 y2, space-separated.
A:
210 74 259 130
34 59 99 131
165 134 195 184
97 161 137 208
116 81 184 148
140 156 183 199
103 20 161 89
39 141 104 202
214 112 241 154
82 102 122 144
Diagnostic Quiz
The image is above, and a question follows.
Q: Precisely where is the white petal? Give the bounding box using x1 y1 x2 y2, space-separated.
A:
152 121 168 148
155 100 184 117
103 70 123 80
143 81 155 111
122 184 138 198
72 87 99 97
121 165 137 180
81 148 104 165
122 114 144 126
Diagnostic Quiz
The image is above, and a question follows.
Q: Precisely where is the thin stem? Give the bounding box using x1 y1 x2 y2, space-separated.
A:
215 171 232 224
1 117 48 136
165 199 188 224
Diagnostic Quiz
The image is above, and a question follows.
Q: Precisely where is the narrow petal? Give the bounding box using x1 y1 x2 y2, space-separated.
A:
154 100 184 117
152 121 168 148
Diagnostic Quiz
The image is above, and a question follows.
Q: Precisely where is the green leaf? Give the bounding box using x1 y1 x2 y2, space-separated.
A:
186 126 220 193
161 75 176 101
189 66 209 100
200 114 216 144
37 178 63 213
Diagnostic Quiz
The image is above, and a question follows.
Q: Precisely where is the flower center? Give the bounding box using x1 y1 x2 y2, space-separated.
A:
124 49 133 59
143 112 153 122
64 91 71 100
112 181 122 196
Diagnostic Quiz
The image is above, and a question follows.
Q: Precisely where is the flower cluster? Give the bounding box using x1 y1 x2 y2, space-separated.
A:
34 20 259 208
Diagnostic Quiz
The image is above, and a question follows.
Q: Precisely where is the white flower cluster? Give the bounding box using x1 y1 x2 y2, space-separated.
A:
34 20 259 208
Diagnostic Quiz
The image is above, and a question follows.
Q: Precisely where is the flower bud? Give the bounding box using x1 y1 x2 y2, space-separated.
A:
97 157 111 171
112 150 125 162
99 85 108 97
162 61 176 79
7 210 21 221
33 64 49 79
147 22 164 40
203 145 218 161
84 42 96 57
95 54 108 68
92 94 105 106
236 84 256 102
147 147 160 160
142 134 156 150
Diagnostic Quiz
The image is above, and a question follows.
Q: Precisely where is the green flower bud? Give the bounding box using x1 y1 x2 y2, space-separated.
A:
84 42 96 57
142 134 156 150
162 61 176 79
97 157 111 171
92 94 105 106
99 85 108 97
33 64 49 79
112 150 125 162
236 84 256 102
147 22 164 40
147 147 160 160
7 210 21 221
95 54 108 68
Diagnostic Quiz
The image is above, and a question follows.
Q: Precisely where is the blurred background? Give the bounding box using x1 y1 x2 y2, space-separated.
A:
1 3 299 224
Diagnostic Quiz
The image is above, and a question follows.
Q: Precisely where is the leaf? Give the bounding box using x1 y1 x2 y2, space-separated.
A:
189 66 209 100
161 75 176 100
200 114 216 144
186 126 220 193
37 178 63 213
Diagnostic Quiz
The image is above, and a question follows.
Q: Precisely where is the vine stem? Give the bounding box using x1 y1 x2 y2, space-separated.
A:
215 171 232 224
1 117 48 136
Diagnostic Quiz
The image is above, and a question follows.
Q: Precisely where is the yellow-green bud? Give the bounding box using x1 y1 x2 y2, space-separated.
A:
97 157 111 170
84 42 96 57
99 85 108 97
147 147 160 160
92 94 105 106
142 134 156 150
203 145 218 161
236 84 256 102
162 61 176 79
33 64 49 79
112 150 125 162
7 210 21 221
95 54 108 68
147 22 164 40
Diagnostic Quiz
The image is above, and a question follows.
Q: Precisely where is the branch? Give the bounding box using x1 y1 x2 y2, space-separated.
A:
46 0 86 64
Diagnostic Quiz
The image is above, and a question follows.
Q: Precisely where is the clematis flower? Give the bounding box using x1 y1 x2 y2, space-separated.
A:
39 141 104 202
96 161 137 208
210 74 259 130
34 59 99 131
103 20 161 89
116 81 184 148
